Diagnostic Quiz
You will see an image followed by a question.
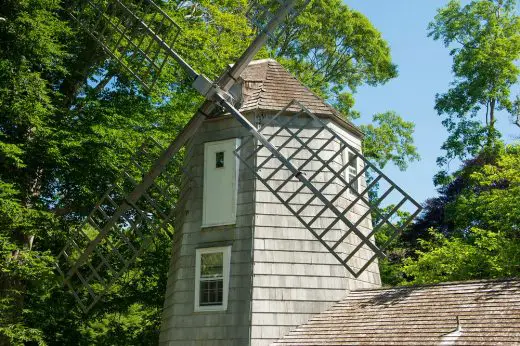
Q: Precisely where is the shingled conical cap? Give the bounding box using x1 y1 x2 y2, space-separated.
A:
236 59 362 137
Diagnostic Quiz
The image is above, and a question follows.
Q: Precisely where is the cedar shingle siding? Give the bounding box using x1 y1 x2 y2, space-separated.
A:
275 279 520 345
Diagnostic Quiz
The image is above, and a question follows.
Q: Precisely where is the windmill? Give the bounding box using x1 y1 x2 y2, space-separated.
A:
56 0 422 321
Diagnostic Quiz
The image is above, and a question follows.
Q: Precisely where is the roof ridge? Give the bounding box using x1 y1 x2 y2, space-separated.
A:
352 278 520 293
228 58 275 68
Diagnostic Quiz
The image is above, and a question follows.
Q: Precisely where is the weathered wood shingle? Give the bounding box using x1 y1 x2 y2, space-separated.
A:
249 112 380 346
237 59 363 138
275 279 520 345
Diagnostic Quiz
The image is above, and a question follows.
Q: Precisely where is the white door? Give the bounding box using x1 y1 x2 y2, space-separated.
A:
202 138 240 227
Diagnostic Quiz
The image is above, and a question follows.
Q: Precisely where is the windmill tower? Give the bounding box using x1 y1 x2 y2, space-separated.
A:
160 59 381 345
55 1 421 344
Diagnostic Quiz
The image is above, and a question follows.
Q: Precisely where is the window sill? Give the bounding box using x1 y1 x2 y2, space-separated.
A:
200 222 236 230
194 305 228 313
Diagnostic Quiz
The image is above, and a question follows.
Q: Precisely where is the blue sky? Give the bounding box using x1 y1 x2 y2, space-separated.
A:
346 0 520 205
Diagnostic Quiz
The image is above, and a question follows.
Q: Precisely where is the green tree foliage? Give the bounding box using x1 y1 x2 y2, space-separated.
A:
428 0 520 169
360 111 420 171
374 208 413 286
0 0 416 344
273 0 397 102
381 143 520 286
0 0 252 344
0 0 70 343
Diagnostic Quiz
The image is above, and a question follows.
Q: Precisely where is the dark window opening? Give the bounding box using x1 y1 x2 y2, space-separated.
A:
348 152 358 194
216 151 224 168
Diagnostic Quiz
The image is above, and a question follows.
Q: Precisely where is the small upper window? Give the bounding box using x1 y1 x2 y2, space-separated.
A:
347 151 359 195
194 246 231 312
215 151 224 168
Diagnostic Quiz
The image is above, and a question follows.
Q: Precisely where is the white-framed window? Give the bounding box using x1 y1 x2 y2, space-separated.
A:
194 246 232 312
202 138 240 227
345 150 359 195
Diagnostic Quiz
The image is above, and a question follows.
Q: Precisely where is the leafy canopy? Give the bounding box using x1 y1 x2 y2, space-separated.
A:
428 0 520 169
360 111 420 171
272 0 397 114
381 143 520 285
0 0 253 344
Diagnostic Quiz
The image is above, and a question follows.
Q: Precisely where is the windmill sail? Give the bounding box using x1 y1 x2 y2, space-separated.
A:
233 100 422 278
58 0 422 312
55 137 190 312
65 0 307 91
58 0 307 312
68 0 186 91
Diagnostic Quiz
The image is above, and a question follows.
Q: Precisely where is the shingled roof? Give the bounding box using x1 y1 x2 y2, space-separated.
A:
235 59 363 138
275 279 520 345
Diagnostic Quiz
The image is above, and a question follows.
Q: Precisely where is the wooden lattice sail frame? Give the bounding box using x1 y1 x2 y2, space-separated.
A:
56 0 421 312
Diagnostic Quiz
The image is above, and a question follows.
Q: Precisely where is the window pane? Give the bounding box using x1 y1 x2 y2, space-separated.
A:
216 151 224 168
347 152 358 194
348 152 357 169
200 279 224 306
349 173 359 193
201 252 223 278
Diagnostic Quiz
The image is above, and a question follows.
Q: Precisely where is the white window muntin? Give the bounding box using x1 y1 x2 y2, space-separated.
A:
345 149 359 195
194 246 232 312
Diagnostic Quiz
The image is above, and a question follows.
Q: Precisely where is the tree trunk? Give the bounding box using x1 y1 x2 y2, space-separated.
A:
490 98 495 128
487 98 496 146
